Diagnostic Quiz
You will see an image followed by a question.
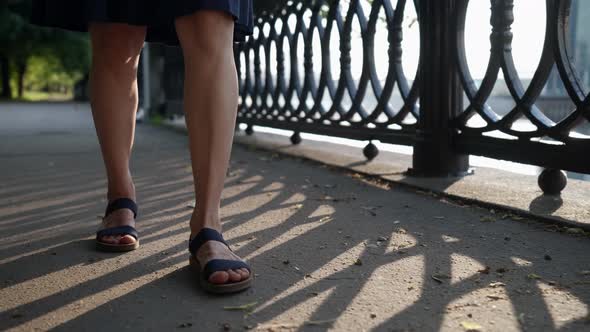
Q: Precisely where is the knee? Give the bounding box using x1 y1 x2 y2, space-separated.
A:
90 23 146 74
175 10 235 62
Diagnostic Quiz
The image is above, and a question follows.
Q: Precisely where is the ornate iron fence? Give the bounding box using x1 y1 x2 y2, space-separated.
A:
231 0 590 192
236 0 420 151
453 0 589 175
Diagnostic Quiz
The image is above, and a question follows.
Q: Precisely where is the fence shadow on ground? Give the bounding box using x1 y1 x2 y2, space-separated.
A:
2 125 590 331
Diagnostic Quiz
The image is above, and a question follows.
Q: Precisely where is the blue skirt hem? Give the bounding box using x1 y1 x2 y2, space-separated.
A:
31 0 254 44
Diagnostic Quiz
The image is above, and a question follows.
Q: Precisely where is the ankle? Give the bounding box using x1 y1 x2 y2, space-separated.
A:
107 184 136 202
190 214 222 236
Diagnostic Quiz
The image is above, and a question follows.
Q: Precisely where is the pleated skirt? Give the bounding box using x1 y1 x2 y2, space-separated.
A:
31 0 254 44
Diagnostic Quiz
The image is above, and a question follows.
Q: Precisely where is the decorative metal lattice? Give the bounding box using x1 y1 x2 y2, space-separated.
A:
235 0 420 147
453 0 589 173
233 0 590 174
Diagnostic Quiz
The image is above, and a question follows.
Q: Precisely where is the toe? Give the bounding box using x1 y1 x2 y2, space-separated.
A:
208 271 230 284
118 235 136 245
100 235 116 244
238 268 250 279
99 234 135 245
227 269 242 282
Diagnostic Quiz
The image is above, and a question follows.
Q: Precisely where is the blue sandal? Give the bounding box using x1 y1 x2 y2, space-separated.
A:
189 228 253 294
96 197 139 252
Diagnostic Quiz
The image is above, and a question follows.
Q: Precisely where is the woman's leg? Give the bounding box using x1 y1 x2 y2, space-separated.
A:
89 23 146 245
175 11 249 284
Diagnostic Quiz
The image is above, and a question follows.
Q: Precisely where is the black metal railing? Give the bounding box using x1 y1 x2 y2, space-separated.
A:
236 0 420 151
452 0 589 175
229 0 589 192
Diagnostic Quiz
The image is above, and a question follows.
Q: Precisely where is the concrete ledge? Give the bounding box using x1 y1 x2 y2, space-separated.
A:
163 118 590 230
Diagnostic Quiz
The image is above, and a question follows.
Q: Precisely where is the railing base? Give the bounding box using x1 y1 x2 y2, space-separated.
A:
538 169 568 195
406 167 474 178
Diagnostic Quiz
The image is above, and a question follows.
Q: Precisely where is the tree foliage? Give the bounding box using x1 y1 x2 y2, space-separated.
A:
0 0 90 99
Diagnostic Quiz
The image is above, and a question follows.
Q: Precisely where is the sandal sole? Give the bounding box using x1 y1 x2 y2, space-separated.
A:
96 240 140 252
189 255 253 294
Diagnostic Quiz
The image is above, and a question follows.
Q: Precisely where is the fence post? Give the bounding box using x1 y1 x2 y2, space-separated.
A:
410 0 470 176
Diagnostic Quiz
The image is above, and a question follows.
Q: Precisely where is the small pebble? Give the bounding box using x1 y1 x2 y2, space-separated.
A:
478 266 491 274
566 228 584 234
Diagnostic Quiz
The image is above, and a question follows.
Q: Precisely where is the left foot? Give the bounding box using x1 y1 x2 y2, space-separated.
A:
98 207 137 245
190 231 250 284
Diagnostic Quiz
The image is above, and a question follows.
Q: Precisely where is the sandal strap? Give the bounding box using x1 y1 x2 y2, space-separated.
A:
188 228 228 256
104 198 138 219
96 225 138 240
202 259 251 280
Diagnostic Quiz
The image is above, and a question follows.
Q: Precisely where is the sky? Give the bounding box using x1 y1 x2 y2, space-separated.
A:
347 0 546 80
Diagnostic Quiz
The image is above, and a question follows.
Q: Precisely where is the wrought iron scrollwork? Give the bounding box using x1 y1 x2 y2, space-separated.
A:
235 0 420 150
234 0 589 176
453 0 589 174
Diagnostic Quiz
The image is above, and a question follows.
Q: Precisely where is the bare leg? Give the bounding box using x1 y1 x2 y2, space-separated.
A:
175 11 249 284
89 23 146 245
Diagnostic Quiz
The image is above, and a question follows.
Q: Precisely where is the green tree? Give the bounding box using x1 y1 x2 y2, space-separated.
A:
0 3 25 98
0 0 89 99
